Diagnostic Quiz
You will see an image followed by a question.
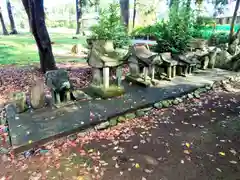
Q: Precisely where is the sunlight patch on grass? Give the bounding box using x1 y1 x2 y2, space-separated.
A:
0 32 87 66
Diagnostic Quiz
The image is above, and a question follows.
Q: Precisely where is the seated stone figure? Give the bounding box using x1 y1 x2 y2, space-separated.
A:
45 69 73 105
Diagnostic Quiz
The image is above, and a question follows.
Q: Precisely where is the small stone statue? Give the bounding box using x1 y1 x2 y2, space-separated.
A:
10 92 27 113
45 69 73 105
30 76 45 109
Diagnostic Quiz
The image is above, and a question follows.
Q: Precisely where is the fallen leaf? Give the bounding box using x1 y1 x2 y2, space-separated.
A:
183 150 191 155
185 143 190 148
229 160 237 164
218 152 226 156
135 163 140 168
229 149 237 156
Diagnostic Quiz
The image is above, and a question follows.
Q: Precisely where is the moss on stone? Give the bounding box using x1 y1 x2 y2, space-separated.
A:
109 117 118 127
125 113 136 120
88 85 125 99
117 116 126 122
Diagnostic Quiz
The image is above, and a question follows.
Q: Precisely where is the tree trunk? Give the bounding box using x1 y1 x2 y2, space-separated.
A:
120 0 129 29
229 0 240 44
6 0 17 34
22 0 57 73
132 0 137 29
76 0 81 34
0 7 9 35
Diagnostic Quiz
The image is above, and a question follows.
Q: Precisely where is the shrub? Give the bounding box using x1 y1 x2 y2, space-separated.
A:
90 3 130 48
209 32 228 45
154 0 194 53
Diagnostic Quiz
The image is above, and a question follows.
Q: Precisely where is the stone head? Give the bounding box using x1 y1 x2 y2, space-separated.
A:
45 69 71 92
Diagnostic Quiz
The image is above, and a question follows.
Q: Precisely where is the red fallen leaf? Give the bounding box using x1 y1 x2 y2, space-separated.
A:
67 140 77 147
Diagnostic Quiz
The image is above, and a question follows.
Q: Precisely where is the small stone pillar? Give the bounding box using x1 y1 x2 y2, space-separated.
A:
151 66 155 80
103 67 109 88
172 66 176 78
143 67 148 81
176 66 182 76
202 56 209 70
167 66 172 79
116 67 123 87
188 66 192 74
184 66 188 76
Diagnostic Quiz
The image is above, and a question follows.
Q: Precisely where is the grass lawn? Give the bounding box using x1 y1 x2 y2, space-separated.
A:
0 32 87 66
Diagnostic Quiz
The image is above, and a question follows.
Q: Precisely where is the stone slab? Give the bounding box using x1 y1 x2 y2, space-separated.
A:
6 68 237 153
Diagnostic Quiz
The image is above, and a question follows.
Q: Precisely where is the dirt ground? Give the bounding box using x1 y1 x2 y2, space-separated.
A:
0 83 240 180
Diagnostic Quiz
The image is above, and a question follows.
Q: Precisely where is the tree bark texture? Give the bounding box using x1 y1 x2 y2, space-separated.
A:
229 0 240 44
120 0 129 28
76 0 81 34
22 0 57 73
0 7 9 35
6 0 17 34
132 0 137 29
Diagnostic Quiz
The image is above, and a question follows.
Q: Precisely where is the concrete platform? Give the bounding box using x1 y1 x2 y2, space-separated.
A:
6 68 237 153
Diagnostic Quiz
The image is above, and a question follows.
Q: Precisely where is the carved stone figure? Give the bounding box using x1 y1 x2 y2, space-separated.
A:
159 52 178 79
45 69 73 105
87 40 129 88
208 47 221 69
30 76 45 109
172 52 199 76
126 45 161 86
10 92 27 113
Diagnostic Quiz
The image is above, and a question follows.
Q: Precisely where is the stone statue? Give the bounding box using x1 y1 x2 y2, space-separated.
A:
45 69 73 105
30 76 45 109
208 47 221 69
10 92 27 113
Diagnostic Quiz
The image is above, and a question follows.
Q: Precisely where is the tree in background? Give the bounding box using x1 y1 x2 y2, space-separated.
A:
120 0 129 28
0 6 9 35
6 0 17 34
132 0 137 28
229 0 240 44
21 0 57 73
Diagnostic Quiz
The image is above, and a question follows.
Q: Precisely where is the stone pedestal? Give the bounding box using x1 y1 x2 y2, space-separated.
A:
151 66 155 80
167 66 172 79
103 67 110 89
143 67 149 81
172 66 176 78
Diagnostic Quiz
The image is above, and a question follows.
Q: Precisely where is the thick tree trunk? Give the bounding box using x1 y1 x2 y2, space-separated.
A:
6 0 17 34
22 0 57 73
120 0 129 28
132 0 137 29
0 7 9 35
229 0 240 44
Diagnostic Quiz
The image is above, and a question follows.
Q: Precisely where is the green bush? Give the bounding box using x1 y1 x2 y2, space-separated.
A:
209 32 229 45
90 3 130 48
154 0 193 53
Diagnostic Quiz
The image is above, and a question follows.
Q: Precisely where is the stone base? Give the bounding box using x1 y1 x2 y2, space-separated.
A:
53 101 75 109
87 85 125 99
125 75 151 87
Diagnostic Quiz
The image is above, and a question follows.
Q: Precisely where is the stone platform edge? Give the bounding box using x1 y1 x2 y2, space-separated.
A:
6 75 235 154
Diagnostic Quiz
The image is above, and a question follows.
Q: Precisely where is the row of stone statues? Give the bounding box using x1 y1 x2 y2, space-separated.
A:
87 39 221 88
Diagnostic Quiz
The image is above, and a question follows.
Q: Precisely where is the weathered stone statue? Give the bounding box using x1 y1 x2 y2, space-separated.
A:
126 44 161 86
10 92 27 113
30 76 45 109
87 40 129 98
172 52 199 76
45 69 73 105
208 47 221 69
195 49 210 70
159 52 178 79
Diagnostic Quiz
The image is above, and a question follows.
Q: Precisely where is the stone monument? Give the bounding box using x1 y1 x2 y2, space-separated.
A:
87 40 129 98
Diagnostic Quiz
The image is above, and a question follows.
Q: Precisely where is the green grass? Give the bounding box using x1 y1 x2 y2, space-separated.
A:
0 32 87 66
